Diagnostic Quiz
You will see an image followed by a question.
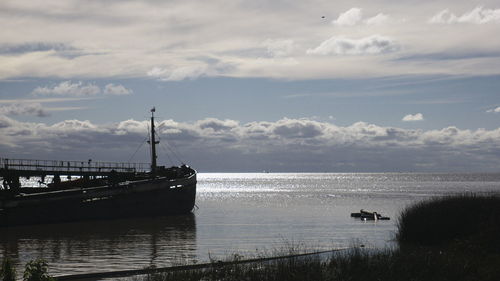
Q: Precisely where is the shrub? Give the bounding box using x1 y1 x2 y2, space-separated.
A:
396 194 500 248
23 259 54 281
0 258 16 281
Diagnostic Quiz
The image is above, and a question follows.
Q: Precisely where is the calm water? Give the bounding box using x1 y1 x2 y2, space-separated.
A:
1 173 500 277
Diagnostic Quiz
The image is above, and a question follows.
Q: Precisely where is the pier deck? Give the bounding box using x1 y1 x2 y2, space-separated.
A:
0 158 149 178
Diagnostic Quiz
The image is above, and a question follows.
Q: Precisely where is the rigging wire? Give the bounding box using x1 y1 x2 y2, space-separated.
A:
157 140 176 166
127 119 151 163
156 132 184 164
164 136 184 161
155 121 167 131
127 136 149 163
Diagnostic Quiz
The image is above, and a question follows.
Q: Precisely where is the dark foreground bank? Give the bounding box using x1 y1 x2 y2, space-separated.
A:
136 194 500 281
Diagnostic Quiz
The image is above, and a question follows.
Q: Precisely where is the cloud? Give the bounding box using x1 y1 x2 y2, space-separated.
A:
332 7 363 26
332 8 392 26
487 106 500 113
197 118 239 132
0 1 499 80
0 42 76 56
147 57 236 81
1 116 500 172
364 13 390 25
0 103 50 117
272 118 324 138
32 81 100 96
307 35 399 55
147 65 209 81
31 81 132 96
402 113 424 122
262 39 296 58
429 6 500 24
104 83 133 95
395 51 500 62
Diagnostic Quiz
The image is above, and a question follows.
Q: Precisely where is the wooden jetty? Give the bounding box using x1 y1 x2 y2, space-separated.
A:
0 158 149 189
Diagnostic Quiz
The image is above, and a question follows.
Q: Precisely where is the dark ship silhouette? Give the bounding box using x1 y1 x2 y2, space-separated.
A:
0 108 196 227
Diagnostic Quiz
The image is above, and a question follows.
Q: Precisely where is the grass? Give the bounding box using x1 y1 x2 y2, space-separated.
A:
136 194 500 281
0 258 54 281
137 246 500 281
397 193 500 250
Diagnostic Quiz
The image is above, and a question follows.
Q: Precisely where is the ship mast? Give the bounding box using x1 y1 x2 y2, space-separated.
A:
149 107 159 173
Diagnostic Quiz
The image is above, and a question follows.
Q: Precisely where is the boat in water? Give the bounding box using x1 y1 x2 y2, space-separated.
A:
350 209 390 221
0 108 197 227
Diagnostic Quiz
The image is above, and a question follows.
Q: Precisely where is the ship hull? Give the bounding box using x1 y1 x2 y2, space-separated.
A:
0 174 196 227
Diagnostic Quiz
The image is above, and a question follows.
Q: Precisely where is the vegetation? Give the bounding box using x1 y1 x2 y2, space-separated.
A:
0 258 16 281
0 258 54 281
22 259 54 281
137 245 500 281
138 194 500 281
397 193 500 248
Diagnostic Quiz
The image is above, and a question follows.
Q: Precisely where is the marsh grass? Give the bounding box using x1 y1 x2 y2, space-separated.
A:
141 245 500 281
0 258 16 281
397 193 500 249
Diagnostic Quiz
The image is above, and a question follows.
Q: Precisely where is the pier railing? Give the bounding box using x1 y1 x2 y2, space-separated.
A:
0 158 149 177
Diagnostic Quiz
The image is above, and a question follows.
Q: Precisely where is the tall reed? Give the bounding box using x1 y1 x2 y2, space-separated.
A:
396 193 500 248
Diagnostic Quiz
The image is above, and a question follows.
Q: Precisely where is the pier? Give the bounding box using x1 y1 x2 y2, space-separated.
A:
0 158 149 189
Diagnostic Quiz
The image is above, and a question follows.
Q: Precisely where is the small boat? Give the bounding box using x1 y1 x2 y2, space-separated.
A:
351 209 390 221
0 108 197 227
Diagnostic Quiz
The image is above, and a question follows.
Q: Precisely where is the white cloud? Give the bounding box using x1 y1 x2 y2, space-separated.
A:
104 83 133 95
32 81 100 96
147 65 209 81
31 81 132 96
197 118 239 132
168 65 209 81
364 13 390 25
307 35 398 55
402 113 424 122
332 8 392 26
487 106 500 113
0 103 49 117
429 6 500 24
332 8 363 26
147 57 237 81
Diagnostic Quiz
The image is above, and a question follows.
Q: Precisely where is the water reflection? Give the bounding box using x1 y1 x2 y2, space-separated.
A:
0 215 196 276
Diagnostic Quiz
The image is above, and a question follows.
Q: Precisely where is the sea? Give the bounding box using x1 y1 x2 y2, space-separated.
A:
1 172 500 277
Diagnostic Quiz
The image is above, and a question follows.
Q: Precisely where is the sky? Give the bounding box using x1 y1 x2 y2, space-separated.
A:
1 0 500 172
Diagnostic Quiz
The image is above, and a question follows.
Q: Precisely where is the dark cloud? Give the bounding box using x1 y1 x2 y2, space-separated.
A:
272 119 323 138
0 42 88 59
1 117 499 172
0 103 50 117
396 51 500 61
0 42 74 55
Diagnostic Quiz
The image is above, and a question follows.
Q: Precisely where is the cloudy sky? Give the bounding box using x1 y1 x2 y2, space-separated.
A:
1 0 500 172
